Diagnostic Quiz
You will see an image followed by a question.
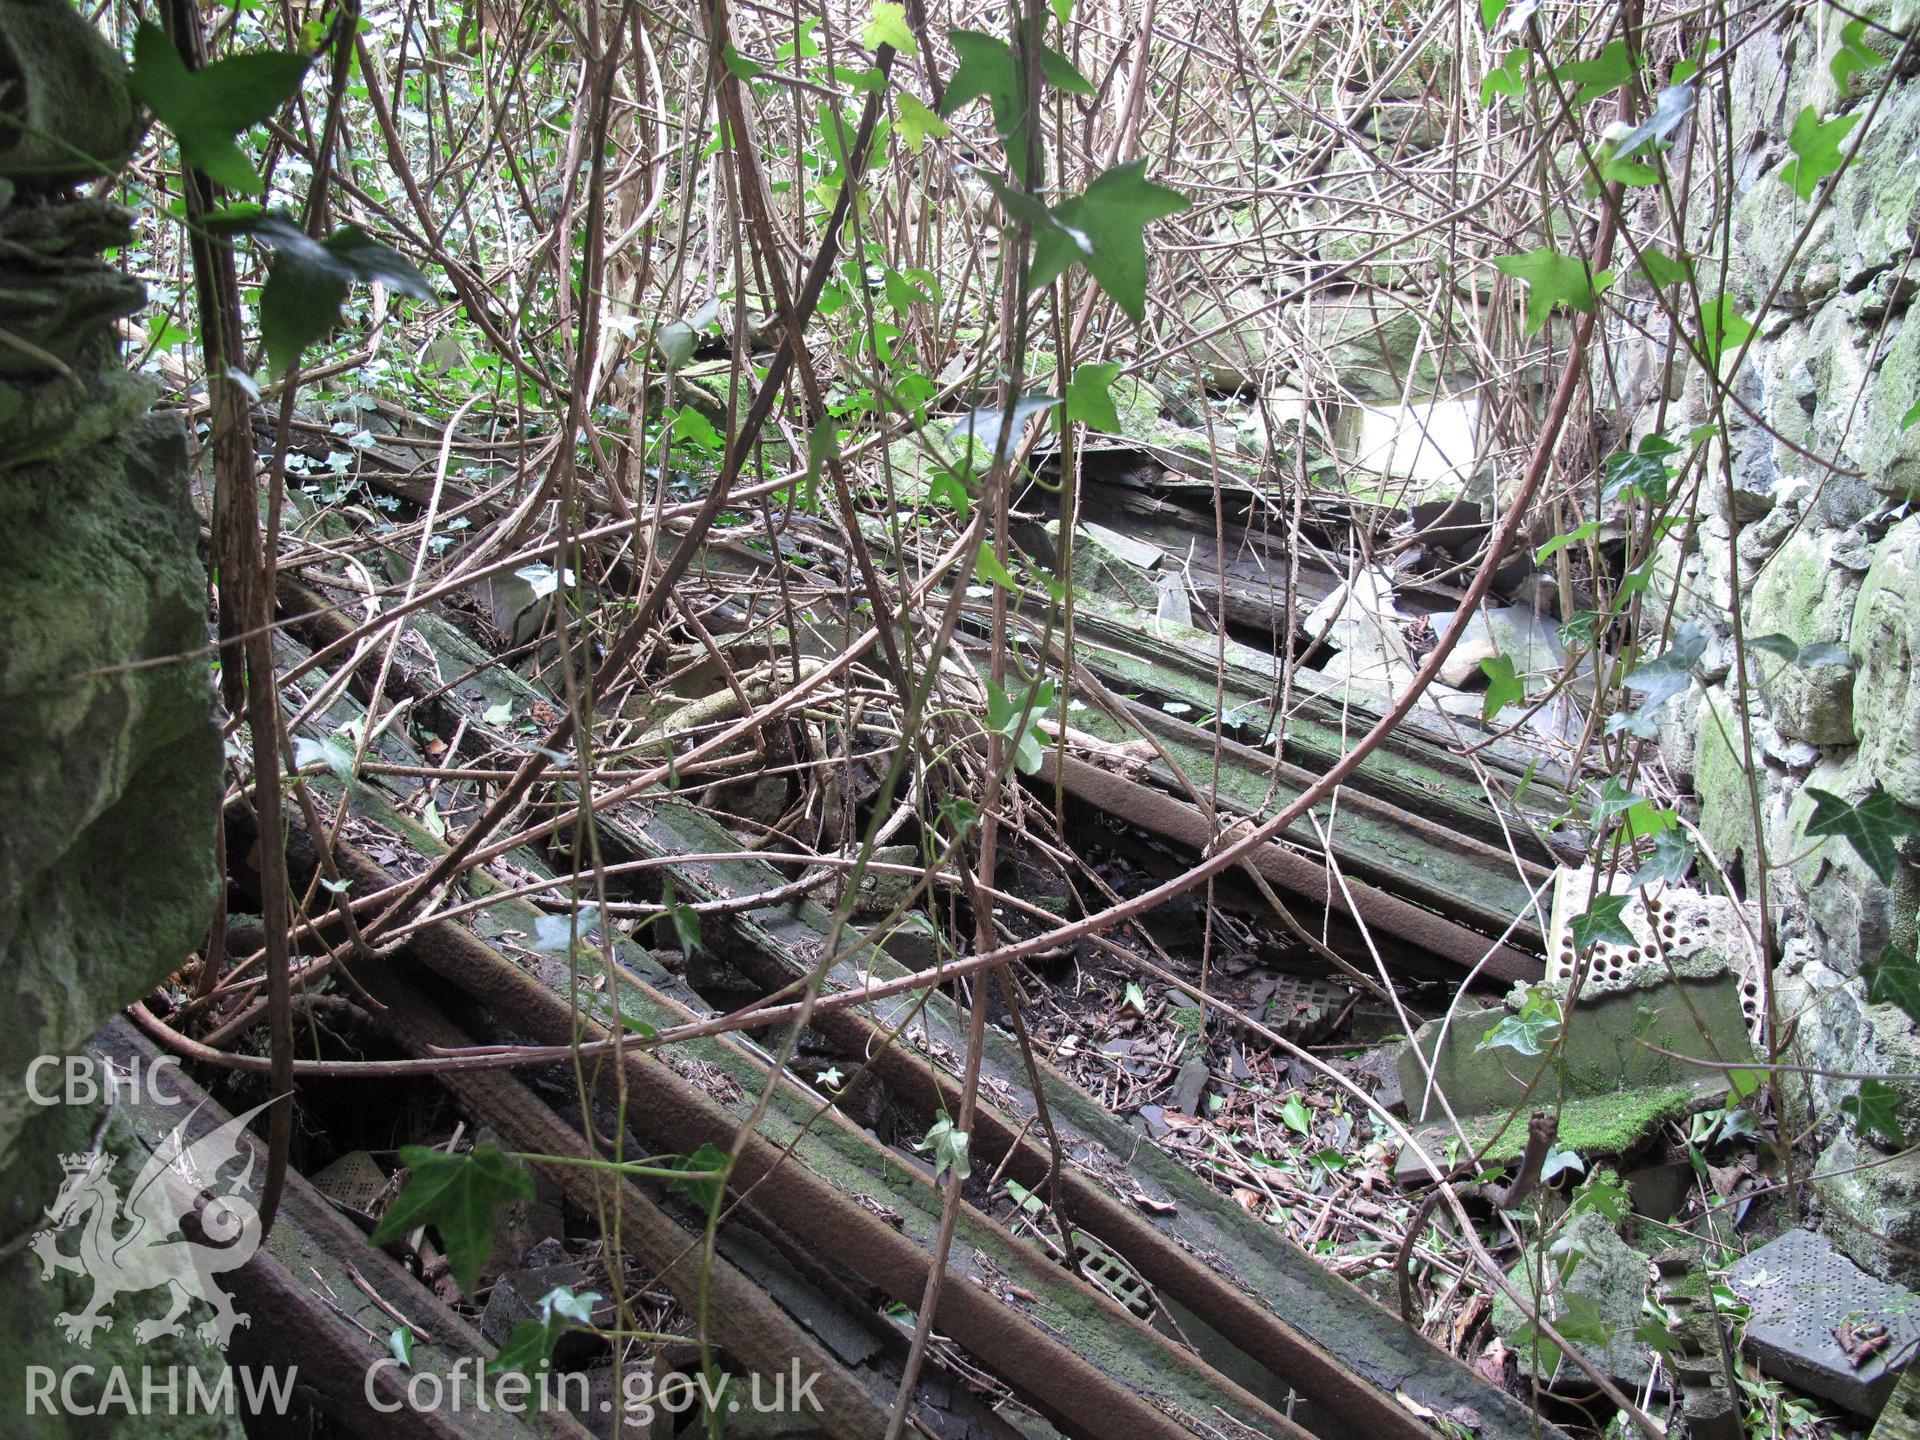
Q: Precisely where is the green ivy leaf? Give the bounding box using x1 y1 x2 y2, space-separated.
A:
939 795 980 836
1841 1079 1908 1146
1481 49 1528 106
1590 776 1647 832
293 734 356 781
533 905 601 955
388 1326 414 1368
895 91 949 152
1638 246 1693 288
1571 894 1634 950
221 214 431 373
372 1144 535 1294
1064 360 1125 431
1494 247 1613 335
1563 40 1636 107
1536 518 1601 562
1028 160 1191 324
1748 632 1802 662
1039 45 1094 95
1477 989 1562 1056
1831 20 1887 92
950 392 1059 458
1480 653 1524 721
1281 1094 1312 1135
129 24 310 194
1612 83 1696 161
1904 399 1920 431
490 1285 601 1376
1864 945 1920 1027
929 468 972 521
922 1114 972 1182
1780 106 1861 200
721 43 762 80
985 676 1054 774
862 1 916 52
975 545 1020 591
1632 827 1696 889
1803 787 1920 885
667 1142 731 1214
1698 296 1754 369
941 28 1019 118
1626 621 1706 709
660 878 701 955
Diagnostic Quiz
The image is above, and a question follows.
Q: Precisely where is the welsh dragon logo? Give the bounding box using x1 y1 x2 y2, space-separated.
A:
30 1099 275 1349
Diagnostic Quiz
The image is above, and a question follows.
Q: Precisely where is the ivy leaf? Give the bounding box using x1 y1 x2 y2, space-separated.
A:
929 468 972 521
921 1115 972 1182
672 406 723 452
1477 990 1562 1056
1495 248 1613 335
862 1 916 53
1540 1145 1586 1183
1638 246 1693 288
1064 360 1125 431
1602 445 1672 505
1568 1172 1631 1222
895 91 949 152
1781 106 1861 200
659 878 701 955
975 545 1020 591
1798 642 1853 669
1632 827 1696 889
490 1286 602 1376
1481 653 1524 721
1625 621 1706 707
1281 1094 1312 1135
372 1144 535 1294
388 1327 414 1369
721 43 762 80
1563 40 1637 107
1039 46 1094 95
667 1142 731 1214
1748 632 1801 662
1699 296 1754 369
1832 19 1888 91
293 734 356 781
1905 399 1920 431
219 214 431 373
1571 895 1635 950
1028 160 1191 324
1536 518 1601 563
129 23 310 194
1803 787 1920 884
985 677 1054 774
939 795 980 837
1612 83 1696 161
941 29 1019 120
1481 49 1528 107
1590 776 1647 832
1841 1079 1908 1146
1864 945 1920 1027
951 392 1059 459
532 904 601 953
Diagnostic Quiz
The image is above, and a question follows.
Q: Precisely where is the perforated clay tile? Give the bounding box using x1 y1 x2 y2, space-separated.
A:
1729 1228 1920 1417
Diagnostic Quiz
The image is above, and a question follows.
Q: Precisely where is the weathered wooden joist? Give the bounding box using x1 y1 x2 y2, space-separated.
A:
89 1020 586 1440
385 615 1559 1440
306 808 1310 1440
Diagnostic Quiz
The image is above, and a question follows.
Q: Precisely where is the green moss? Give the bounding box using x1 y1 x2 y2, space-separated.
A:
1455 1086 1704 1165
